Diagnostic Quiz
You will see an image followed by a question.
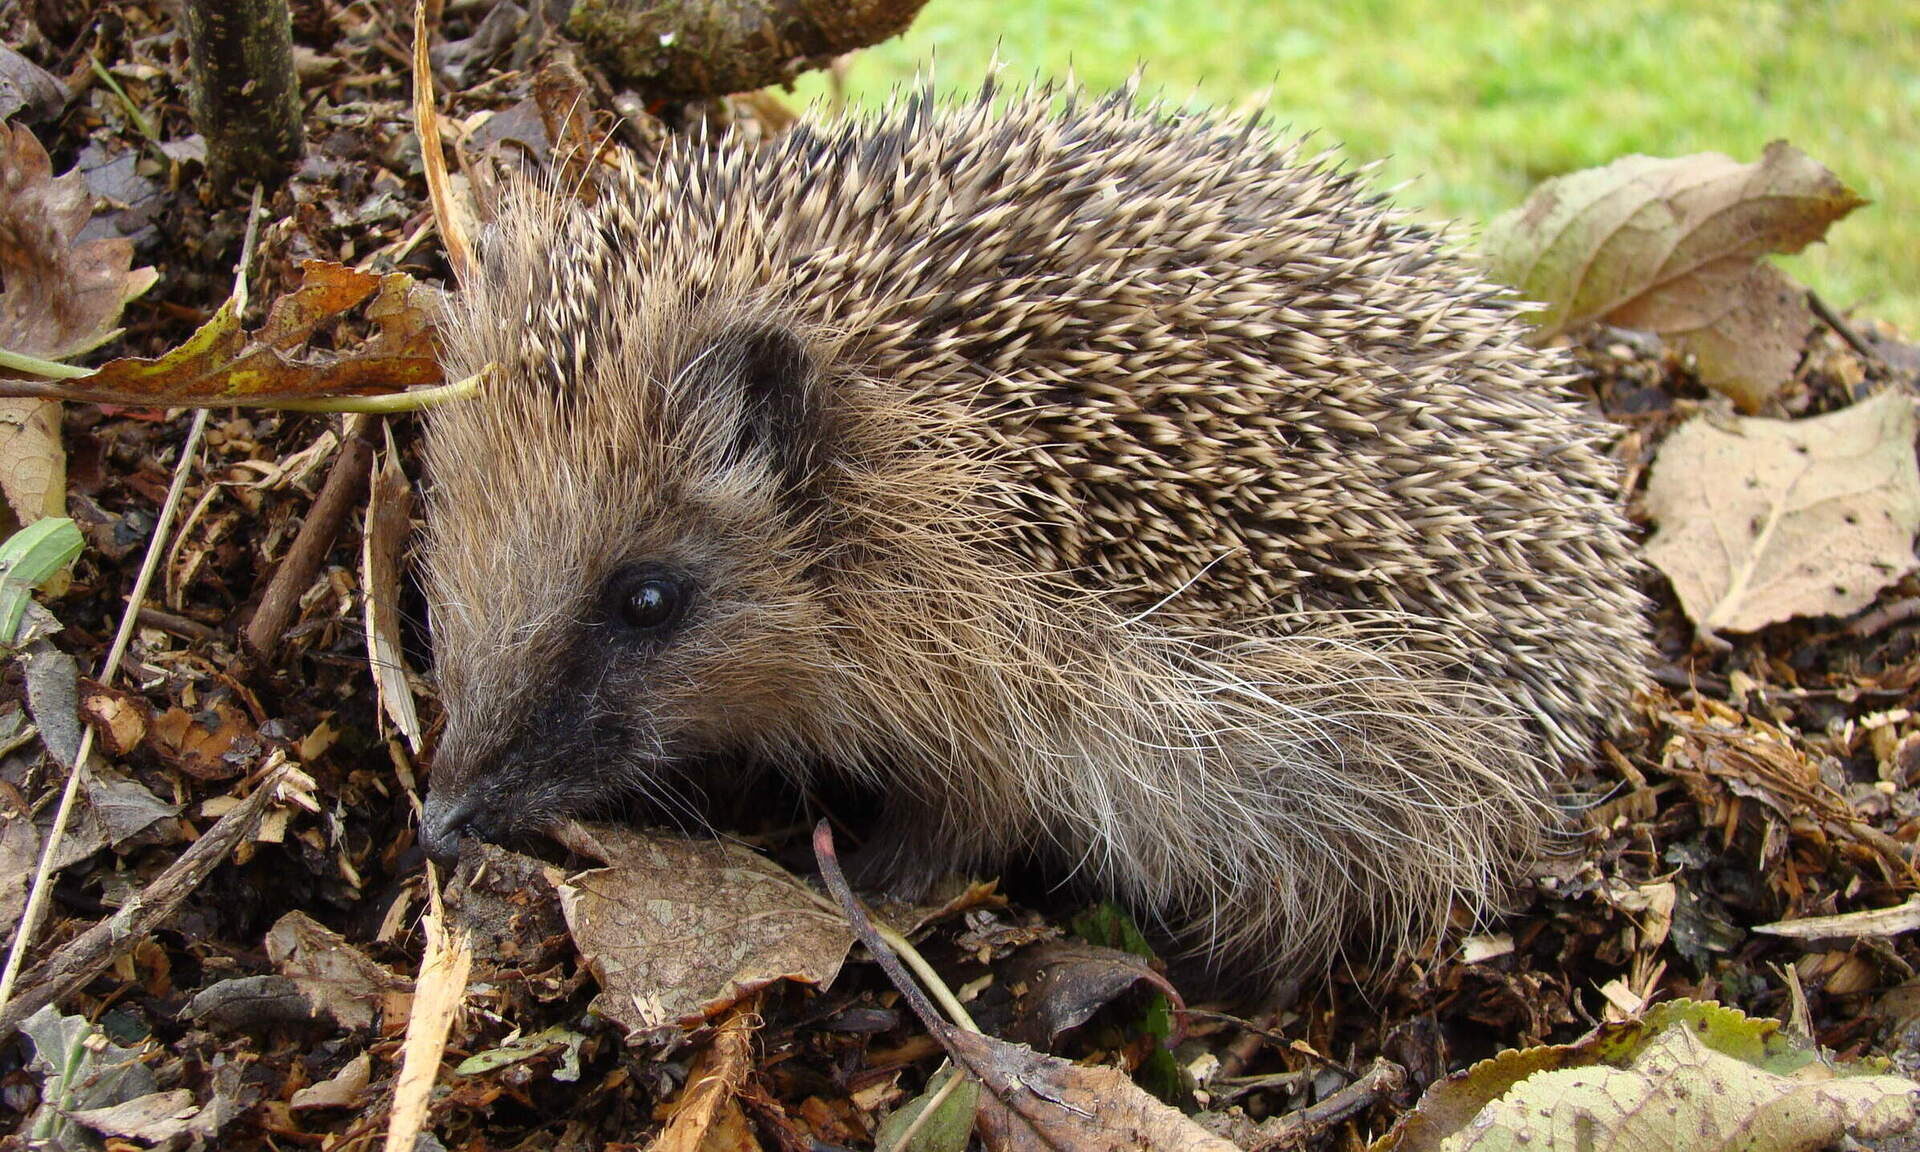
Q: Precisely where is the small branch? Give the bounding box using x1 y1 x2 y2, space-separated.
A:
1849 596 1920 639
568 0 932 101
135 606 219 642
1248 1057 1406 1152
241 414 375 665
811 821 978 1035
0 764 293 1033
1807 290 1880 364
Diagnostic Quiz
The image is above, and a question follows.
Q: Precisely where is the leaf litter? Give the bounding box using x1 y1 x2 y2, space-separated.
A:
0 4 1919 1151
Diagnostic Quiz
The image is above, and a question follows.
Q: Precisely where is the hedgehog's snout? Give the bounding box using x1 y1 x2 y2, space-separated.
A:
421 785 488 865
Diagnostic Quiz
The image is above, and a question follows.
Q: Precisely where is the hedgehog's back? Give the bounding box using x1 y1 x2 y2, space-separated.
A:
482 86 1648 753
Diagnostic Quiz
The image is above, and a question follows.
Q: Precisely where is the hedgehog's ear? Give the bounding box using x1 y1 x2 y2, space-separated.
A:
718 323 832 500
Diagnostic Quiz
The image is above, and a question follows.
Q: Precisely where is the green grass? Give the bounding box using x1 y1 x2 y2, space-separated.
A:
793 1 1920 333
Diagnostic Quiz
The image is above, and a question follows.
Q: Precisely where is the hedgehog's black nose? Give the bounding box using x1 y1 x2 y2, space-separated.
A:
421 789 482 866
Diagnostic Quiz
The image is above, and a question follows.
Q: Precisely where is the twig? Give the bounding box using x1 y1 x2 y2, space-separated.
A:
569 0 932 101
1248 1057 1406 1151
808 822 979 1033
1211 985 1303 1080
135 605 219 642
0 187 265 1020
1848 596 1920 638
241 413 374 664
0 763 293 1032
1807 290 1881 364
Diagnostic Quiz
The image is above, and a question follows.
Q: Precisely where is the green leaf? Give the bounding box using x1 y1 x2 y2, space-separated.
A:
875 1066 978 1152
0 517 83 646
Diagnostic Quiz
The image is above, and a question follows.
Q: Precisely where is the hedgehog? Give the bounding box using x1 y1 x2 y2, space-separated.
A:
417 84 1650 978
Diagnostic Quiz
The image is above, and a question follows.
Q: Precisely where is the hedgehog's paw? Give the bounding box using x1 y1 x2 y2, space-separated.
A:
839 807 951 901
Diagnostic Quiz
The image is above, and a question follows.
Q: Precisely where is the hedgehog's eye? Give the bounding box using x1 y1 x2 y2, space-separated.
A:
609 567 692 635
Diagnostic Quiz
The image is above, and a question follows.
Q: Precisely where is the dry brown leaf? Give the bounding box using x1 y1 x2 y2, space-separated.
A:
67 1089 203 1143
83 767 180 847
0 260 443 407
554 824 853 1035
0 47 64 122
362 427 421 752
648 1003 760 1152
1643 390 1920 633
1647 262 1814 411
0 121 154 527
266 911 410 1033
0 121 157 362
1001 940 1181 1049
1485 142 1867 409
0 810 38 932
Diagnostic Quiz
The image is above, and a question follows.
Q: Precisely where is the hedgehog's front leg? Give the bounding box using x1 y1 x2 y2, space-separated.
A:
838 791 977 900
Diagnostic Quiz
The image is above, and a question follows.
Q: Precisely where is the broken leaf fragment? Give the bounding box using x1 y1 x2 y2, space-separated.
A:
648 1003 759 1152
0 394 65 526
1373 999 1920 1152
956 1026 1239 1152
1485 142 1867 409
1643 390 1920 634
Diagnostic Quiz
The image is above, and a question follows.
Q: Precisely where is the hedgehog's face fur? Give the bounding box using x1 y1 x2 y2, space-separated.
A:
418 309 848 859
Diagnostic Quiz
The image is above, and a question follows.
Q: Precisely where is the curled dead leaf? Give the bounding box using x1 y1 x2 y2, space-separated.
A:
362 429 421 752
0 260 443 408
1486 142 1867 409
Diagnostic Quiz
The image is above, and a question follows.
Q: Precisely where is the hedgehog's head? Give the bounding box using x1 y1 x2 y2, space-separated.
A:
417 296 852 862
